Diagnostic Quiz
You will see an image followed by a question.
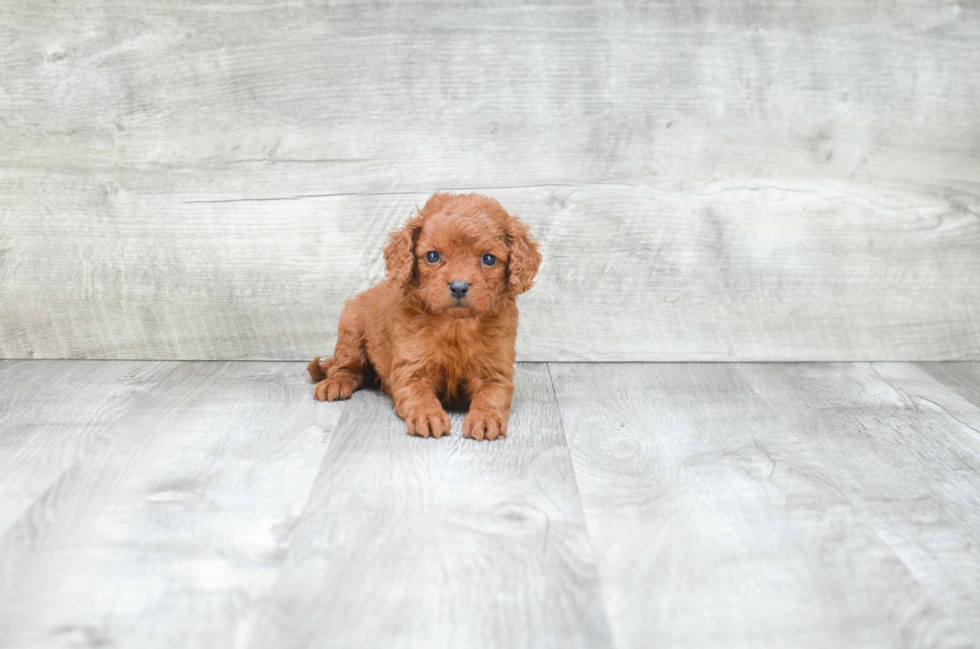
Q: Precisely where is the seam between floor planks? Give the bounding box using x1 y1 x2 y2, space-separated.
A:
545 362 623 649
0 362 349 649
247 363 613 649
549 362 980 648
4 361 980 648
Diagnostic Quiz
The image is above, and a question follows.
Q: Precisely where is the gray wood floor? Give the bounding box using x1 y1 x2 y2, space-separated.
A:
1 361 979 648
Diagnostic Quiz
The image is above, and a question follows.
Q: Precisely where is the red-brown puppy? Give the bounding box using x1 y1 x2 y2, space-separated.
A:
308 192 541 441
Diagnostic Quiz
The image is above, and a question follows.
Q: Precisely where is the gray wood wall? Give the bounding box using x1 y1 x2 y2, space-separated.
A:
1 0 978 361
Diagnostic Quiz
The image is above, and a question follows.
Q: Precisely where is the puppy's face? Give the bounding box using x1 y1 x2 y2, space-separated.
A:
384 193 542 318
413 208 509 318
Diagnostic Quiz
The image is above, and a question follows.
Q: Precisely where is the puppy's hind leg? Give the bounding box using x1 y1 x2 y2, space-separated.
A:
314 308 368 402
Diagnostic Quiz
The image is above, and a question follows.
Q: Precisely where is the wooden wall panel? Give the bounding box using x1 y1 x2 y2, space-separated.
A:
1 0 978 360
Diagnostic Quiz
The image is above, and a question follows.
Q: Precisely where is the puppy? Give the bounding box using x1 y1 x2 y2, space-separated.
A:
308 192 542 441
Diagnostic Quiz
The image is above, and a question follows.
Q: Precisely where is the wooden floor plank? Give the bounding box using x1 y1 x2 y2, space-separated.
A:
249 363 612 649
734 362 980 645
0 360 177 535
549 362 973 649
834 363 980 639
4 361 980 648
917 362 980 411
875 363 980 451
0 362 346 649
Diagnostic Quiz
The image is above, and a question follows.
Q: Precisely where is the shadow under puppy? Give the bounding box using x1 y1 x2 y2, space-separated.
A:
308 192 542 441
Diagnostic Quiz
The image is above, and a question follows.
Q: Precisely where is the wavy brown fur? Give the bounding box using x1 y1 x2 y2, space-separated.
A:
308 193 541 441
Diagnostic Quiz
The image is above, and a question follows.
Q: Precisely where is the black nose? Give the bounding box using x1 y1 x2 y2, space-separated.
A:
448 280 470 299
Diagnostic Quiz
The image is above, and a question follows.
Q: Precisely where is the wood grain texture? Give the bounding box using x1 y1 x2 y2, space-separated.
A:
2 180 978 361
1 0 979 360
0 359 176 535
881 362 980 449
917 362 980 410
549 362 980 648
736 362 980 644
0 362 346 649
3 360 980 647
249 363 612 649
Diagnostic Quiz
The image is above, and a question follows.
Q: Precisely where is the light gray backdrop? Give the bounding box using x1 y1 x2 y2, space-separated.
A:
1 0 978 361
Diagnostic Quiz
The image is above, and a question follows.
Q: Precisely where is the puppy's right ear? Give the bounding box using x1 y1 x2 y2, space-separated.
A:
383 212 424 286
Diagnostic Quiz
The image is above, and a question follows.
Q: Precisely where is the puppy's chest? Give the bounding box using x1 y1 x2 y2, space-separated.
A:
425 321 489 372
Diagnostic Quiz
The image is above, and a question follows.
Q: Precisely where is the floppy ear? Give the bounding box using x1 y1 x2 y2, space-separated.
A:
506 218 542 295
384 213 424 287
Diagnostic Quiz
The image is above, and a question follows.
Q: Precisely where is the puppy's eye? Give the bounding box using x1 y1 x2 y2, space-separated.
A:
425 251 441 264
481 253 497 267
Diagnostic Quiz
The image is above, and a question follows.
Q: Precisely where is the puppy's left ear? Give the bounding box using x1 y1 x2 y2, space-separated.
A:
384 212 424 287
506 218 542 295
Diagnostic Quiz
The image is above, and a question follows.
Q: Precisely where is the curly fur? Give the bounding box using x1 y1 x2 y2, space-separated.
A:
308 192 542 441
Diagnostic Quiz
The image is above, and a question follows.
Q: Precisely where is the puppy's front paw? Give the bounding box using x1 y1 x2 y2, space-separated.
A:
405 408 452 439
314 375 356 402
463 409 508 441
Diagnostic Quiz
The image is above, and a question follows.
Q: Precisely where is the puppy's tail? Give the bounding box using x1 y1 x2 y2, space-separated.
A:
307 356 335 382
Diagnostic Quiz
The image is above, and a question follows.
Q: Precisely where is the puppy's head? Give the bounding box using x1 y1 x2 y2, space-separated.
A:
384 193 541 318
